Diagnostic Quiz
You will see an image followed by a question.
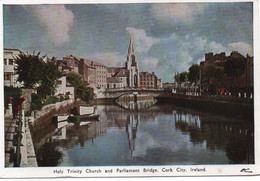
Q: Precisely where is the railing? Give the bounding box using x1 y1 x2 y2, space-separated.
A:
14 111 23 167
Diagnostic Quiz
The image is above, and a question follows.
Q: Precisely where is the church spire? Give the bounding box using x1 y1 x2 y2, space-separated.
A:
128 34 134 54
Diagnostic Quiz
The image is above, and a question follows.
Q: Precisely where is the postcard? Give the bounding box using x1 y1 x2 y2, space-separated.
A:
0 0 259 178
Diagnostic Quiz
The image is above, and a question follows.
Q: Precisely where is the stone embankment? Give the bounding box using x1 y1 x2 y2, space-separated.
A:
157 93 254 120
29 99 80 150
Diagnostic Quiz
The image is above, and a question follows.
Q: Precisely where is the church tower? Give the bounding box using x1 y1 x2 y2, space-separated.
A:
126 35 139 88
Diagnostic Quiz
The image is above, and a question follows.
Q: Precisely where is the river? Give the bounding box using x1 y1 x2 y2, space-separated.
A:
34 102 254 166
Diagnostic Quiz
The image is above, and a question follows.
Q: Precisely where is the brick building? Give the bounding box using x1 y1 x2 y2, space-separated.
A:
200 51 253 94
139 72 158 89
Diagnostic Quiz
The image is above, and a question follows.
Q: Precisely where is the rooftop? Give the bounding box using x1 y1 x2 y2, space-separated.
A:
107 77 123 83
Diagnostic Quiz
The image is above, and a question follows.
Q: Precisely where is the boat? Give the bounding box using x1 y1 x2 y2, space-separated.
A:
78 105 95 115
68 114 99 122
79 114 100 121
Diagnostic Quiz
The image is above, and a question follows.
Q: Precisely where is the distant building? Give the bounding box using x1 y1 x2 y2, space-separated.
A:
78 58 97 87
55 76 74 99
157 79 163 88
62 55 80 73
4 48 23 87
139 72 157 89
62 55 107 89
113 69 128 88
107 77 124 89
125 36 139 88
200 51 253 94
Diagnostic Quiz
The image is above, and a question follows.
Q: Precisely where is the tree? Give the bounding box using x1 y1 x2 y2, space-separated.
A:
37 61 62 98
15 52 62 98
188 64 200 83
179 72 188 82
224 55 246 78
224 53 246 91
174 73 181 83
14 51 45 88
66 72 94 102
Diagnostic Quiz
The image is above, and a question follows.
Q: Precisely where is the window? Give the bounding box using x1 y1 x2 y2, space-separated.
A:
4 73 11 80
4 59 7 65
9 59 13 65
57 80 62 85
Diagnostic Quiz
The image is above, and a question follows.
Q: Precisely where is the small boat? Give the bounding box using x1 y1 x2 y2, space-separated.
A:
78 106 95 115
79 121 91 126
80 114 100 121
68 114 99 122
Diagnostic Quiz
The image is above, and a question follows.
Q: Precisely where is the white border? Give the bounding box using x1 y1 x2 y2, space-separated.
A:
0 0 259 178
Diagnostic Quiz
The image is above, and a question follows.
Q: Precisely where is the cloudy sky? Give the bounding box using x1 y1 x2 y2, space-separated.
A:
3 2 253 82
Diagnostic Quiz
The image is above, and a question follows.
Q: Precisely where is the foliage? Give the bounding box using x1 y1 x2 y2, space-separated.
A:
202 64 216 80
14 51 45 88
188 64 200 83
174 73 181 83
224 55 246 78
31 93 42 110
42 96 60 106
66 72 94 102
37 61 62 98
179 72 188 82
15 51 62 98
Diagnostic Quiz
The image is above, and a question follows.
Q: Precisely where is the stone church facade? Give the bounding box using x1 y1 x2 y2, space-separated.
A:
125 36 140 88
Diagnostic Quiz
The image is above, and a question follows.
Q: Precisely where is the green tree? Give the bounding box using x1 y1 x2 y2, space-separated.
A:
66 72 94 102
37 61 62 98
174 73 181 83
224 55 246 78
224 53 246 91
179 72 188 82
188 64 200 83
15 52 62 98
14 51 45 88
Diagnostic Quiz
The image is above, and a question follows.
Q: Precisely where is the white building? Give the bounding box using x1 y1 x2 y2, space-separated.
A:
55 76 74 99
4 48 23 87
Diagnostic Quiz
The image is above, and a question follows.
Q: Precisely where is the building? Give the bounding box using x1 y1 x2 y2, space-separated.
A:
78 58 96 86
55 76 74 99
200 51 253 94
62 55 80 73
4 48 23 87
62 55 107 89
79 58 107 89
139 72 158 89
157 79 163 88
106 36 140 89
107 77 124 89
125 36 139 88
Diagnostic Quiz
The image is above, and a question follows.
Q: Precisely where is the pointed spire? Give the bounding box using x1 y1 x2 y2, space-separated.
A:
128 34 134 54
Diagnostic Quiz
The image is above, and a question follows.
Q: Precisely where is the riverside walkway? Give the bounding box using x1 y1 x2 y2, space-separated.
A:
5 110 37 167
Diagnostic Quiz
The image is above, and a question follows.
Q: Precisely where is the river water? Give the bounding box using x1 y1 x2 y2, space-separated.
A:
35 102 254 166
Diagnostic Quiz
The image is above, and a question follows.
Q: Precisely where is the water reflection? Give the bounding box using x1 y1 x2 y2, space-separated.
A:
173 110 254 164
35 104 254 166
116 95 157 110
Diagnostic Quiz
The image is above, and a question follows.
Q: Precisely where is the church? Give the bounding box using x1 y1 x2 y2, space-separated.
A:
107 36 140 89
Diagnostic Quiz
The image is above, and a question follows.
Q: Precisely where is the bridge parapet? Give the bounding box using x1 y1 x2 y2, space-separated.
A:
95 88 164 99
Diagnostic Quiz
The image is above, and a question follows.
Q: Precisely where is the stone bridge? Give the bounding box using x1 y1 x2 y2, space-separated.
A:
94 88 167 99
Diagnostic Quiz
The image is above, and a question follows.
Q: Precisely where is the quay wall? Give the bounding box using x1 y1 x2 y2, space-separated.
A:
157 94 254 121
29 99 80 150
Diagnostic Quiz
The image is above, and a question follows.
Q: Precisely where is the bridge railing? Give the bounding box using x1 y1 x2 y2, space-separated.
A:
105 87 164 92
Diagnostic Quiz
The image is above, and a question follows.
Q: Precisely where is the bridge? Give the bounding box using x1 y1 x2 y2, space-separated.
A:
94 88 167 99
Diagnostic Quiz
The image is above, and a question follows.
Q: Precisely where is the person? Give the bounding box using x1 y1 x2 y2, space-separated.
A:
13 95 25 118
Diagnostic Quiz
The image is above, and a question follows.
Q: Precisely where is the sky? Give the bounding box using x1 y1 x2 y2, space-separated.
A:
3 2 253 82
